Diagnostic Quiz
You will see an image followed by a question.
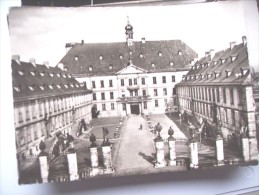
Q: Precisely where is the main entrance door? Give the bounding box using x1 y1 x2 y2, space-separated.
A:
130 104 140 115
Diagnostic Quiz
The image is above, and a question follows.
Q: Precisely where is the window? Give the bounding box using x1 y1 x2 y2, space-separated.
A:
153 77 157 84
25 105 30 121
129 79 132 86
172 87 176 95
230 88 234 105
101 92 105 100
155 100 159 107
216 88 220 102
231 110 235 125
134 90 138 96
142 90 146 96
208 88 211 101
122 103 126 111
144 102 147 109
111 103 115 110
223 88 226 103
172 76 175 82
212 89 215 102
224 108 228 123
164 99 167 106
109 80 113 87
92 81 96 88
110 92 114 99
18 109 23 123
93 93 96 100
134 78 137 85
121 79 124 86
162 76 166 83
100 80 104 88
163 88 167 96
102 104 106 111
238 88 242 105
130 91 133 97
154 89 158 96
141 78 145 85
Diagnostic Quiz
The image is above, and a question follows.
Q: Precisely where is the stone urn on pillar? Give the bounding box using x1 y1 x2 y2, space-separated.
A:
216 134 224 166
168 126 176 166
154 123 166 168
89 133 99 177
38 140 49 183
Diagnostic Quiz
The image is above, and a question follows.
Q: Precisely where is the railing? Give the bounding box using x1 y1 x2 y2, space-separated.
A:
117 95 151 103
127 85 139 91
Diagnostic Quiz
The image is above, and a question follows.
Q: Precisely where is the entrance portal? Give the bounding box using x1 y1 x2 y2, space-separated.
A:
130 104 140 115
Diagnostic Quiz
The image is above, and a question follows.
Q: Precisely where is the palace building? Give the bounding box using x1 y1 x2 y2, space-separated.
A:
176 36 258 160
11 56 92 159
58 20 198 117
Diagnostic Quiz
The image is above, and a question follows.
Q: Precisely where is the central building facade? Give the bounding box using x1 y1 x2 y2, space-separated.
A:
58 20 198 117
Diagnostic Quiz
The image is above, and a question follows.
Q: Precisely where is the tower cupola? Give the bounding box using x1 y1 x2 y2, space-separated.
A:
125 16 134 46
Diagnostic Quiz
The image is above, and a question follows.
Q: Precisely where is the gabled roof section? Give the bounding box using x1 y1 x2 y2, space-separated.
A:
116 63 148 75
11 60 91 102
177 38 251 86
58 40 198 77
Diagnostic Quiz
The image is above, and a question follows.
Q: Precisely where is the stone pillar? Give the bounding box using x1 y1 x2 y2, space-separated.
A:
168 138 176 166
90 146 99 176
66 150 79 181
241 135 250 162
38 154 49 183
216 135 224 166
189 139 199 168
154 136 166 168
102 144 114 174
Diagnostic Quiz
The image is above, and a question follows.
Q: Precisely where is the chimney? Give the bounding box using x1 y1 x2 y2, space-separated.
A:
12 55 20 64
29 58 36 67
230 41 236 50
43 61 49 69
209 49 215 59
81 40 84 45
205 51 210 58
242 36 247 45
141 37 146 44
190 59 195 65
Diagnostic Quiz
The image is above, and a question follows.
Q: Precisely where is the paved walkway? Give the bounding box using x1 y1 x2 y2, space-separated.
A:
149 114 187 141
113 115 156 174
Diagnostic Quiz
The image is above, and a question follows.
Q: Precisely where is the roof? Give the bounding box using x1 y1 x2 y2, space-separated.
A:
11 60 92 102
177 41 252 87
58 40 198 77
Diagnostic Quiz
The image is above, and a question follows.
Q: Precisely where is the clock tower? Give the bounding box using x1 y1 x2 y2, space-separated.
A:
125 17 134 46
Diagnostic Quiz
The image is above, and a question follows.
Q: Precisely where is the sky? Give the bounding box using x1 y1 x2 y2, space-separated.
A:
7 1 258 70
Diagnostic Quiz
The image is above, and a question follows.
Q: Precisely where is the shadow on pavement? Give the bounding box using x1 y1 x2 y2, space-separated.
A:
138 152 155 165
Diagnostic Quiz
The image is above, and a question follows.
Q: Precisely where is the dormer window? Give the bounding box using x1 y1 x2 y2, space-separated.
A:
75 84 79 88
241 68 249 76
140 53 143 58
220 59 226 64
50 73 54 77
231 55 237 62
57 73 61 78
18 71 24 76
30 71 36 76
68 74 72 78
99 55 103 60
57 84 61 89
39 85 44 91
119 54 123 59
40 72 45 77
49 85 53 90
225 70 232 78
75 56 78 61
169 61 174 66
14 86 20 92
64 84 68 88
196 65 200 69
178 50 182 55
28 85 35 91
129 51 133 55
213 61 217 65
62 74 67 78
109 64 113 70
70 84 74 88
214 72 220 78
235 72 242 78
89 66 93 72
151 63 155 67
207 74 212 79
158 52 162 57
